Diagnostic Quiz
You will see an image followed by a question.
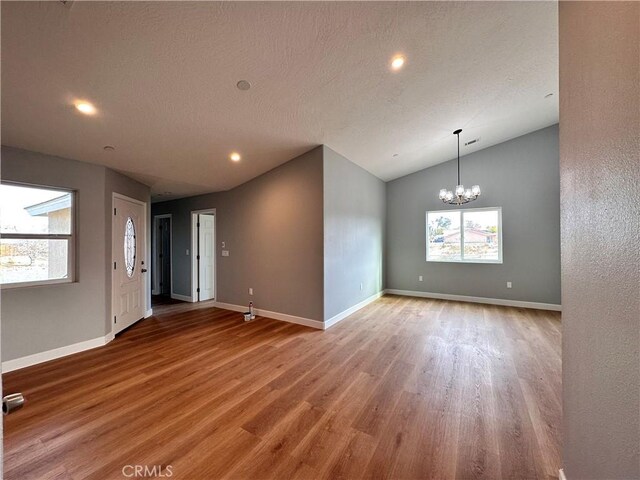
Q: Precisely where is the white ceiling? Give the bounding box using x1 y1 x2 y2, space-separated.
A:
1 1 558 201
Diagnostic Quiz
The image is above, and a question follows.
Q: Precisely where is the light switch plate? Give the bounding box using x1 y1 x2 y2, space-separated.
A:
221 250 229 257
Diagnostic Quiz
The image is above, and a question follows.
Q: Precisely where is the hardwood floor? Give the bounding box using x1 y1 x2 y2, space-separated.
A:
151 294 187 308
3 295 562 480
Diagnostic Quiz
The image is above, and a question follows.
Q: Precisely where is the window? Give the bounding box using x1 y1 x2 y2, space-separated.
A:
0 183 75 287
426 207 502 263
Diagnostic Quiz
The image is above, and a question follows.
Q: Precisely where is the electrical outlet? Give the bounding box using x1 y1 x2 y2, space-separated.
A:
418 275 423 282
186 249 189 255
360 283 363 291
248 288 253 295
507 281 512 289
221 250 229 257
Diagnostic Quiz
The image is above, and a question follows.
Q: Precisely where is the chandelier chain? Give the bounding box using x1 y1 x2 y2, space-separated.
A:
457 130 461 186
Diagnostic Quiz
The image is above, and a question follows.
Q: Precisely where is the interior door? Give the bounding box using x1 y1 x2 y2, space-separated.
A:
158 217 171 295
113 196 146 334
198 214 215 301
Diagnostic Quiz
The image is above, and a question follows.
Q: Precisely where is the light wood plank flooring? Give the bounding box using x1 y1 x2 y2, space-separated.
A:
3 295 562 479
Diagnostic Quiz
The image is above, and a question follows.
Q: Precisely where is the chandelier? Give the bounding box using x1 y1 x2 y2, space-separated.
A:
438 129 481 205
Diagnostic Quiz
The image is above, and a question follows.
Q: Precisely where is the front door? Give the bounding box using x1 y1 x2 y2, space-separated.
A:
113 196 146 334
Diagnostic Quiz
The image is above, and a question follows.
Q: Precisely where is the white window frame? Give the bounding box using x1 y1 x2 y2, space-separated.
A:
426 206 503 264
0 181 76 288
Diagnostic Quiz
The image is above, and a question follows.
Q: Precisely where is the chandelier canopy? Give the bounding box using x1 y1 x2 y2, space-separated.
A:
438 129 481 205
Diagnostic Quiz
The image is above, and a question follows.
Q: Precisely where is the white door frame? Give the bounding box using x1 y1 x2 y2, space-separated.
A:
111 192 150 340
152 214 172 296
191 208 216 303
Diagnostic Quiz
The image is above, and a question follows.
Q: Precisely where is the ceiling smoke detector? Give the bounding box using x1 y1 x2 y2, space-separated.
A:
236 80 251 91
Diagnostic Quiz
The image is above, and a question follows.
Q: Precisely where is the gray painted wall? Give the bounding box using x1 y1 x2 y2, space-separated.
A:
323 146 385 321
152 147 324 321
560 2 639 479
386 125 560 305
1 146 151 361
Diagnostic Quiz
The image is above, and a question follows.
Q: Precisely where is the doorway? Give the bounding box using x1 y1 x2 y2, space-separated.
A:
152 214 172 299
191 209 216 302
112 194 148 335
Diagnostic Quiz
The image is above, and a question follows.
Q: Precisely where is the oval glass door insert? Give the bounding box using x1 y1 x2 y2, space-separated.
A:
124 217 136 277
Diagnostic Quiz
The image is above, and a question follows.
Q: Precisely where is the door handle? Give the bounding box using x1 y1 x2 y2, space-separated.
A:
3 393 25 415
141 268 148 273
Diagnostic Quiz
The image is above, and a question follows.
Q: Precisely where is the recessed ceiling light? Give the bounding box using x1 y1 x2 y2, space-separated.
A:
390 55 406 71
74 101 97 115
236 80 251 91
230 152 241 162
103 145 115 151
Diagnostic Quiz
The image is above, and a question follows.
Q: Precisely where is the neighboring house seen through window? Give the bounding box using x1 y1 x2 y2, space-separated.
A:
0 182 75 287
426 207 502 263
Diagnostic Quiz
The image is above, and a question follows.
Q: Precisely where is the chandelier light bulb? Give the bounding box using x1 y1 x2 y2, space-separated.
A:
472 185 481 196
445 191 454 201
439 189 447 199
455 185 465 196
464 189 473 199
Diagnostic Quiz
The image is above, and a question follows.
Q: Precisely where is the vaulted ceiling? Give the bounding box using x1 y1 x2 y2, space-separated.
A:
1 1 558 200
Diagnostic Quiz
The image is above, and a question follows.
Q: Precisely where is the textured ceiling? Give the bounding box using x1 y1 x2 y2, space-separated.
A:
1 1 558 200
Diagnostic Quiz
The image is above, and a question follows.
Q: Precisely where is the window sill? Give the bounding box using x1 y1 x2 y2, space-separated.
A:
426 259 503 264
1 278 76 289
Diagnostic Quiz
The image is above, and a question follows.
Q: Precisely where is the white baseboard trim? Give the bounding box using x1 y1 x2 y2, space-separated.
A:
145 308 153 318
171 293 193 302
213 301 324 330
384 289 562 311
324 291 384 329
559 469 567 480
2 335 109 373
